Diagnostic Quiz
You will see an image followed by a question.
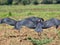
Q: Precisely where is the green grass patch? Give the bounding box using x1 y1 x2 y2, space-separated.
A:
0 4 60 20
28 37 52 45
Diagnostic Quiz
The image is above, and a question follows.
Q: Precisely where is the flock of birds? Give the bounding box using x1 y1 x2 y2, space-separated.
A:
0 17 60 33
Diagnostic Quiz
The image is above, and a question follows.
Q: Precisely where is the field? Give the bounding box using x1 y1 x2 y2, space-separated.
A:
0 4 60 45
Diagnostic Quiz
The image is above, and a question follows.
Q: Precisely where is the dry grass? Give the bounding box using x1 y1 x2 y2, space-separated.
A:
0 24 60 45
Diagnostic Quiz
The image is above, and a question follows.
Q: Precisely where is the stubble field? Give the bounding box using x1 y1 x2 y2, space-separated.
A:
0 4 60 45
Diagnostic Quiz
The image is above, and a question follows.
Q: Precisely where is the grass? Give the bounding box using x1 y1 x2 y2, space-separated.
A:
0 4 60 20
28 37 52 45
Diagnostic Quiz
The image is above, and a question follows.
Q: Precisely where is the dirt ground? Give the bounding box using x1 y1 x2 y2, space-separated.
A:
0 24 60 45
